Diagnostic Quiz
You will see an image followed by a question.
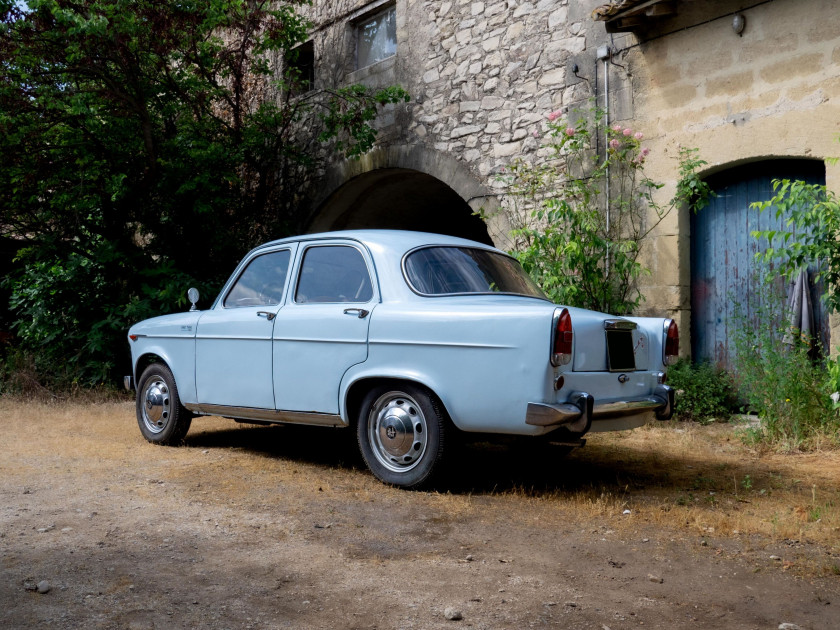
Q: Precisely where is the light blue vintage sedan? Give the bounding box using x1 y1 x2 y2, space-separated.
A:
127 230 677 488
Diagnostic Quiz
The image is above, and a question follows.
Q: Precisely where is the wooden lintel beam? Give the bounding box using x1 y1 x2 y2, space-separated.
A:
646 2 676 17
602 0 678 32
605 16 647 33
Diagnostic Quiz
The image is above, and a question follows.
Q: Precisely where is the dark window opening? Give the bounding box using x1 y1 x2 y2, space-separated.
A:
287 40 314 94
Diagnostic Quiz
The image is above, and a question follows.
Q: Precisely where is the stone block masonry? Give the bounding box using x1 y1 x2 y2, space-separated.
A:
410 0 589 179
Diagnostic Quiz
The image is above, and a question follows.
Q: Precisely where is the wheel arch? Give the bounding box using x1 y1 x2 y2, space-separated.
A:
342 375 454 430
131 342 197 405
134 352 168 382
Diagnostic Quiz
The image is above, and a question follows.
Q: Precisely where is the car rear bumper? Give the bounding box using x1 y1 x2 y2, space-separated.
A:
525 384 674 431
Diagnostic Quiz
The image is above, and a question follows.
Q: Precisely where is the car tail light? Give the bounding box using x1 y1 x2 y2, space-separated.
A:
663 319 679 366
551 308 573 366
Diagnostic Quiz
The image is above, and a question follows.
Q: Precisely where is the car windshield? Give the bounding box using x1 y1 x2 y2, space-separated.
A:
404 246 547 298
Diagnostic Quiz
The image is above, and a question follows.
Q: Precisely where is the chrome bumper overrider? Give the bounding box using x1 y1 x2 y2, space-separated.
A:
526 384 674 431
124 375 133 391
525 391 594 434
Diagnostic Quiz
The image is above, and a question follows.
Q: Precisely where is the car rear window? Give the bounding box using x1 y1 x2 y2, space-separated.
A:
403 246 546 298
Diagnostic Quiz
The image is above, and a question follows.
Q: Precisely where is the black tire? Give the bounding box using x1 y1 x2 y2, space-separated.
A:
135 363 192 445
357 383 448 489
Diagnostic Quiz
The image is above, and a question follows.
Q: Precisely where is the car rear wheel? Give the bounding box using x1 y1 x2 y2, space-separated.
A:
136 363 192 445
357 383 448 489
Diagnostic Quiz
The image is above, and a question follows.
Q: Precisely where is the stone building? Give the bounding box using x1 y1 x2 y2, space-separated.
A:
295 0 840 362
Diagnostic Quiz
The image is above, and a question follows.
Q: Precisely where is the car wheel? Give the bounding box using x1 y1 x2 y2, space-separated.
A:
136 363 192 445
357 384 448 489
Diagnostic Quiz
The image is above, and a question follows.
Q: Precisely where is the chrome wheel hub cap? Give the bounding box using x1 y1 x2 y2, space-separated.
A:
141 377 170 434
369 392 428 473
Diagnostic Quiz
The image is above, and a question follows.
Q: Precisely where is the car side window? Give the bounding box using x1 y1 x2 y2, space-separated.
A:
295 245 373 303
224 249 291 308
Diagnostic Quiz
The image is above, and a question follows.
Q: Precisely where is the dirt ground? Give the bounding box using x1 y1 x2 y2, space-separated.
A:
1 399 839 630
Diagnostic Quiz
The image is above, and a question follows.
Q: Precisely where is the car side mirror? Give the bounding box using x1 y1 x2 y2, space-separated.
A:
187 287 200 311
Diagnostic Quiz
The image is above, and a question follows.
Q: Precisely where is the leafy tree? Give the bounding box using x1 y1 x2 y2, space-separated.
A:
0 0 408 387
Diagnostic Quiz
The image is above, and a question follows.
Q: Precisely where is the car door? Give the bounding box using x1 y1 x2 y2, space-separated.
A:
195 245 296 408
272 241 377 414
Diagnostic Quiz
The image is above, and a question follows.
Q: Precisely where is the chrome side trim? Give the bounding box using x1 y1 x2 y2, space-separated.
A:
369 339 514 349
183 403 345 427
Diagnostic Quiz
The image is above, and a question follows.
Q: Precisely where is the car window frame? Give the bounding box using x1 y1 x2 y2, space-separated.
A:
213 245 297 311
400 244 550 301
292 242 378 306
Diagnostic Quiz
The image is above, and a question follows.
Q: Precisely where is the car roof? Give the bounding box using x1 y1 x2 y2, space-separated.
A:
253 229 500 256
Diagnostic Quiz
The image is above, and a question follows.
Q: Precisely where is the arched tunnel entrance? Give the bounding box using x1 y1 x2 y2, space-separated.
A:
308 168 494 245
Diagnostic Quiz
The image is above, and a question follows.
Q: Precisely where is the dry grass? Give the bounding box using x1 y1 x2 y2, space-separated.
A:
562 424 840 547
2 398 838 576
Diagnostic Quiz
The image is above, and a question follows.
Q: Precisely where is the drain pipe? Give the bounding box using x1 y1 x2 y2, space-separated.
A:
597 44 612 277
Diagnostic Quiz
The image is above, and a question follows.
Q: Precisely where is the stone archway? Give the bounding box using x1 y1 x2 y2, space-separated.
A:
307 145 501 246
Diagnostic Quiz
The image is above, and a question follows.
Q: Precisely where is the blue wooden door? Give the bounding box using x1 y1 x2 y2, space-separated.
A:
690 160 827 367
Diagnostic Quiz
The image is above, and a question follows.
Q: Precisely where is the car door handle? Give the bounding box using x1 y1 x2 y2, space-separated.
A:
256 311 276 321
343 308 369 319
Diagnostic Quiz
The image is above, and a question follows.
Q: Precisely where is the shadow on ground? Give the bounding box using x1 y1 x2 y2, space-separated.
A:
182 420 748 498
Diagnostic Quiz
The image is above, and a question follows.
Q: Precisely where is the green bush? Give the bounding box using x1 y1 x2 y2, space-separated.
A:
731 280 840 450
744 144 840 449
483 104 711 315
667 359 734 424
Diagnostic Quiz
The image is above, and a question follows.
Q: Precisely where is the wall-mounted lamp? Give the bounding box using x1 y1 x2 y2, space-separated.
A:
732 13 746 36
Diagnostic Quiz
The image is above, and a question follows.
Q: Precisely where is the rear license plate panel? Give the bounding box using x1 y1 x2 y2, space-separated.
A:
606 329 636 372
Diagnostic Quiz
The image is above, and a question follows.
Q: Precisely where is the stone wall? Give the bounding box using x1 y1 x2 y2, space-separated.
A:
408 0 580 175
304 0 614 241
619 0 840 342
300 0 840 351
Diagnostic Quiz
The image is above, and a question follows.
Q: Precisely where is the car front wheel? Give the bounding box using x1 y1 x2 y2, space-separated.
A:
357 384 448 489
136 363 192 445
